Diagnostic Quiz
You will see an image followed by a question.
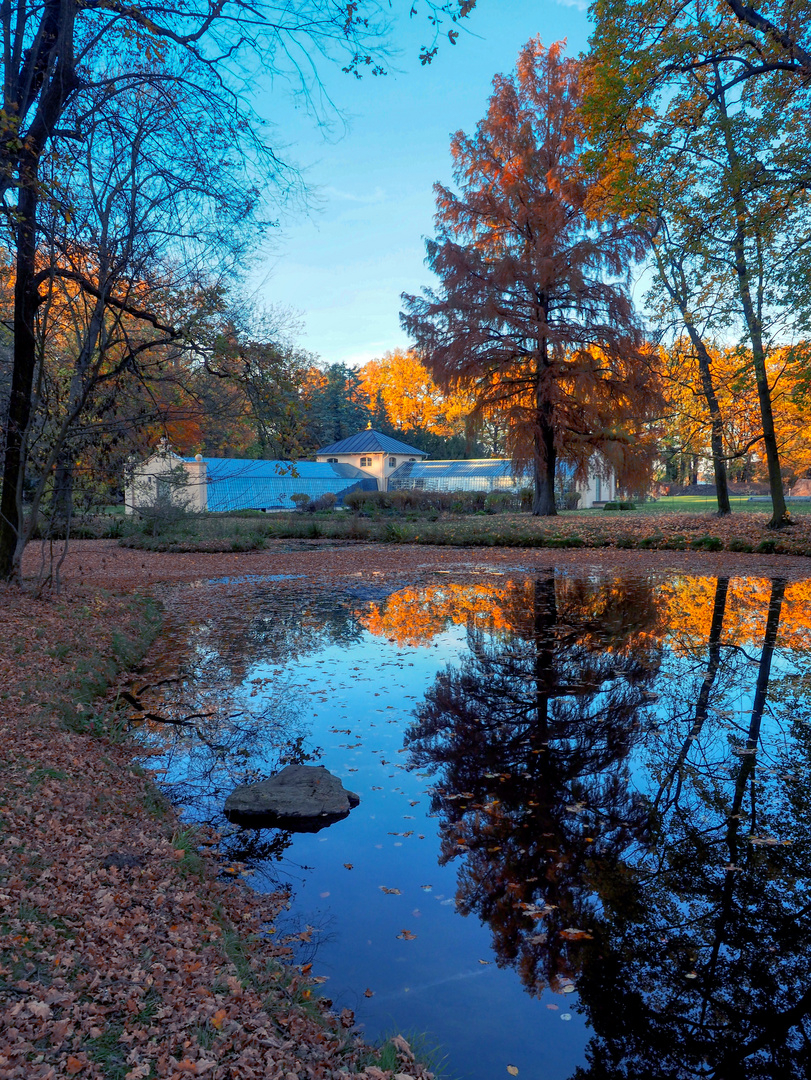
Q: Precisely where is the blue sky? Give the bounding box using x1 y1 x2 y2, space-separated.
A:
250 1 592 367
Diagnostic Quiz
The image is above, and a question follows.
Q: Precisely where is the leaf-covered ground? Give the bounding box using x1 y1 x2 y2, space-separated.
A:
0 583 428 1080
4 534 811 1079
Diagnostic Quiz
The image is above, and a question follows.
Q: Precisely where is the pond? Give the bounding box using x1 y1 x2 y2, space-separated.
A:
129 568 811 1080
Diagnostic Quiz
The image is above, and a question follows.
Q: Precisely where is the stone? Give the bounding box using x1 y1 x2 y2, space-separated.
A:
102 852 144 870
224 764 360 828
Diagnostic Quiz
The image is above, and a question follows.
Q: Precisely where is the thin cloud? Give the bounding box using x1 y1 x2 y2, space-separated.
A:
322 185 386 204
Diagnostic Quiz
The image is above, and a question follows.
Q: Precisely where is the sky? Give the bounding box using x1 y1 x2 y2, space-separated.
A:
248 0 593 367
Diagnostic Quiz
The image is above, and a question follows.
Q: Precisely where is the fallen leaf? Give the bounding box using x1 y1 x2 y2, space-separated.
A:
364 988 375 997
507 1066 519 1075
559 928 594 941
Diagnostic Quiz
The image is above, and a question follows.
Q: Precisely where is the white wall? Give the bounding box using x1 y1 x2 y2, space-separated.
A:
125 449 207 513
315 451 423 491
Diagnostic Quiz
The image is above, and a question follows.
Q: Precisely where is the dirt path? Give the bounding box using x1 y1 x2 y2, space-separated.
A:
22 536 811 590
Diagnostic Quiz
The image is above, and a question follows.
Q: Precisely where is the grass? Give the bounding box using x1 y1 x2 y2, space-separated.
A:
605 495 811 515
171 825 206 879
365 1029 454 1080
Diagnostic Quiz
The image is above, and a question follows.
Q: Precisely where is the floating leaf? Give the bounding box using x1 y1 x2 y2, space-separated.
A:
397 929 417 940
380 886 401 895
507 1066 519 1075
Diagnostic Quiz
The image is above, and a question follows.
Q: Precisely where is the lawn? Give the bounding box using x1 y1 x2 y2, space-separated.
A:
609 495 811 516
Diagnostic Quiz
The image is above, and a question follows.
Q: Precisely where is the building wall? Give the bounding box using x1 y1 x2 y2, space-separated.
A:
315 451 422 491
125 450 207 514
573 467 615 508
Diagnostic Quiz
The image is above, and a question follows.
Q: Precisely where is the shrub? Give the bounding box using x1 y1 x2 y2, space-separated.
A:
484 491 516 513
689 535 724 551
134 499 198 539
290 492 310 512
727 538 754 552
307 492 337 513
756 538 777 554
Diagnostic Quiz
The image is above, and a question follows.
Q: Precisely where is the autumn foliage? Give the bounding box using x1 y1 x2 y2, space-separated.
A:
402 39 662 515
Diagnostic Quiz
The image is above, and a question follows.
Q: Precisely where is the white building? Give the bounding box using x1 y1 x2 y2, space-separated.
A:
126 430 614 513
315 430 426 491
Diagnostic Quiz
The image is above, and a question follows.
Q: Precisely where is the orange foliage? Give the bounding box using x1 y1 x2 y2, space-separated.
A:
358 582 511 646
358 348 471 435
360 574 811 654
659 577 811 653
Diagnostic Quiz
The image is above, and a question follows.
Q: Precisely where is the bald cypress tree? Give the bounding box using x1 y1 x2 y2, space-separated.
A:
401 39 661 515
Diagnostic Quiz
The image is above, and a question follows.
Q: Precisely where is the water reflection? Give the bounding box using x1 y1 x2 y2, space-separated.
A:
400 575 811 1078
132 570 811 1080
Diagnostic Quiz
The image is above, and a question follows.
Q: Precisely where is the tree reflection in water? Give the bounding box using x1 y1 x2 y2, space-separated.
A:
405 574 811 1079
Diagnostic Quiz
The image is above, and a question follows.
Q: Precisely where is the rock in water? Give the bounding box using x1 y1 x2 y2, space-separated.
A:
224 764 360 828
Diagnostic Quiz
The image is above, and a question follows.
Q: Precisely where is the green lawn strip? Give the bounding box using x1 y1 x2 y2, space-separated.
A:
108 499 811 556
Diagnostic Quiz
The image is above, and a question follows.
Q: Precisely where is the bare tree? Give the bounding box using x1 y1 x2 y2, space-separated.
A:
0 0 480 580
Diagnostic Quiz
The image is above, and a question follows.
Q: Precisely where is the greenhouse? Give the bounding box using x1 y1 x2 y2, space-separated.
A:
195 459 377 512
125 448 377 514
388 459 528 493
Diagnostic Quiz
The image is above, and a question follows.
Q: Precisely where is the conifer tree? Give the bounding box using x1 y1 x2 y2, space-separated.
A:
401 39 660 515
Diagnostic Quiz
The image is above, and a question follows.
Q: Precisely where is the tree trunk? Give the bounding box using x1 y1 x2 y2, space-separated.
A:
532 341 557 516
685 325 732 515
532 411 557 515
0 176 40 581
714 75 789 528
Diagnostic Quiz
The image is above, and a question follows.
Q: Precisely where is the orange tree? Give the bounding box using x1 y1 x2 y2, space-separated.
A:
401 39 661 515
359 347 471 440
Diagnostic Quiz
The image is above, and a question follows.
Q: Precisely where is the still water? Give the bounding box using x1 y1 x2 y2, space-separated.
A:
132 570 811 1080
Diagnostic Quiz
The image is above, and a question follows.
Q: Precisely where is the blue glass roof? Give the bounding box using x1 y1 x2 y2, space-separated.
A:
186 458 369 480
182 458 376 511
389 459 524 480
317 430 427 456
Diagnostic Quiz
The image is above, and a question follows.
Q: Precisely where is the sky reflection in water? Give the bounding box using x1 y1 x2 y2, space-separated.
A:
135 571 811 1080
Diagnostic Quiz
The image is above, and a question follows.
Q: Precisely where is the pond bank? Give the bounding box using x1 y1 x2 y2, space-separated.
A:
0 580 431 1080
20 536 811 591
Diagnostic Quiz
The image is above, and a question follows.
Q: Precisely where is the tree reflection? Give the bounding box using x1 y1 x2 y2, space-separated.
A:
406 573 811 1078
574 576 811 1079
405 575 663 993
